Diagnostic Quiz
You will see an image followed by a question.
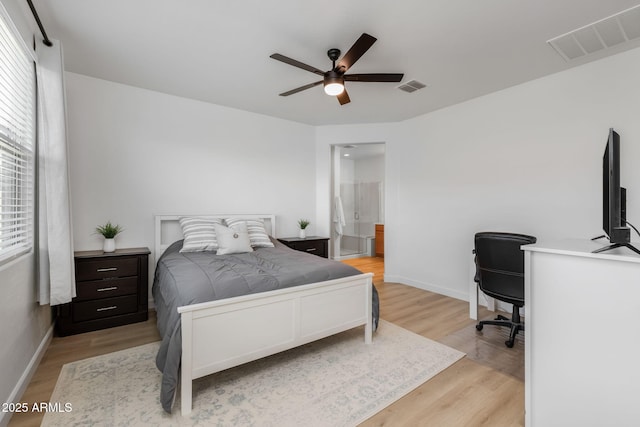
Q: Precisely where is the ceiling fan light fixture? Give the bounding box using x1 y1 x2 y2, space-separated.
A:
324 71 344 96
324 82 344 96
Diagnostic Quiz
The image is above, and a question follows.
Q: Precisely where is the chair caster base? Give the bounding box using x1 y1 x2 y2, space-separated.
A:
475 315 523 348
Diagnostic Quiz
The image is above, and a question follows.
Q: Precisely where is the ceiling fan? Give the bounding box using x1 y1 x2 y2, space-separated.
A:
270 33 404 105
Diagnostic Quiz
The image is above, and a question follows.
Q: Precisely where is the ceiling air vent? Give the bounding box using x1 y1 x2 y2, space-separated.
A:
397 79 427 93
548 4 640 61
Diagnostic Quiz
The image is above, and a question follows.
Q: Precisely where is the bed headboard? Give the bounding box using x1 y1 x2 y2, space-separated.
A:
154 214 276 261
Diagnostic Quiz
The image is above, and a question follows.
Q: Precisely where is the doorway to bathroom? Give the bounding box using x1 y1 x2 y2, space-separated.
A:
332 143 385 260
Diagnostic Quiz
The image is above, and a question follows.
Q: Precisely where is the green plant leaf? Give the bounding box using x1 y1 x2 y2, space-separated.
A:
95 221 123 239
297 219 310 230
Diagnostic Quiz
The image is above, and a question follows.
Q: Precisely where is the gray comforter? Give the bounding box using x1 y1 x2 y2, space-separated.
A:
152 238 379 413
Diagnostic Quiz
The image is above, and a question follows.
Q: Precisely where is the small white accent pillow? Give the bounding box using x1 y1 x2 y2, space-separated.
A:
179 217 222 252
214 222 253 255
225 218 274 248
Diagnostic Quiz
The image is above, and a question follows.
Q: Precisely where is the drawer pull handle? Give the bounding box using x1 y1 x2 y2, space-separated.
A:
96 306 118 312
97 267 118 272
305 248 317 252
97 286 118 292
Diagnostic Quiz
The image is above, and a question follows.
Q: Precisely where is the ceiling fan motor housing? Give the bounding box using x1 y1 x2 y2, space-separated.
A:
324 70 345 95
325 69 343 82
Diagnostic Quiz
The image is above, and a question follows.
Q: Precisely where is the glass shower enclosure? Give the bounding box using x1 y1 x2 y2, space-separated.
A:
338 181 382 256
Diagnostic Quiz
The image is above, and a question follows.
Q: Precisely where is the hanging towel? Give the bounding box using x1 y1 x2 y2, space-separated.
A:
334 196 346 236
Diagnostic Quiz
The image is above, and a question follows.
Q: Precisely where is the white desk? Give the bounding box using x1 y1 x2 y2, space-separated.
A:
523 239 640 427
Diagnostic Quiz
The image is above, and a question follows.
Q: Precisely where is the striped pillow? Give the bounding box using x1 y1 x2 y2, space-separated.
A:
225 218 274 248
179 217 222 252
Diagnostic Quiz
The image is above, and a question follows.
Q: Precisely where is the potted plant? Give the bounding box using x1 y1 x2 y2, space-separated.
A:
95 221 123 252
298 219 310 239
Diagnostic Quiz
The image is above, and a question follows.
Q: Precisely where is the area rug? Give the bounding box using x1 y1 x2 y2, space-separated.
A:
42 320 464 427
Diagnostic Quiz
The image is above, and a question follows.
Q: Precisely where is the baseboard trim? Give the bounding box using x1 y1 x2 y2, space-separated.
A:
383 274 468 301
0 323 54 427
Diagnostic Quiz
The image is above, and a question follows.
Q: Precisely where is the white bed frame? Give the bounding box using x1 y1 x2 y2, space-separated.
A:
154 214 373 415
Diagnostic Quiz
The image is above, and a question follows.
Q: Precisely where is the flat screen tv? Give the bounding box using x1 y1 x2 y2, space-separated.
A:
593 128 639 255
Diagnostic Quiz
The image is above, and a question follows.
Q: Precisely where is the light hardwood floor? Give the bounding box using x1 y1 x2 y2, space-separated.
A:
9 256 524 427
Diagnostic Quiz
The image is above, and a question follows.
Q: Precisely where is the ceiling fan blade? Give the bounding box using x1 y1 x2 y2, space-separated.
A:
279 80 323 96
270 54 325 76
344 73 404 82
337 89 351 105
336 33 377 73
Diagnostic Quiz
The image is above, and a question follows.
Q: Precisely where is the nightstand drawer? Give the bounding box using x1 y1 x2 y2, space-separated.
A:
75 257 138 281
278 237 329 258
75 277 139 301
293 240 325 255
73 295 138 322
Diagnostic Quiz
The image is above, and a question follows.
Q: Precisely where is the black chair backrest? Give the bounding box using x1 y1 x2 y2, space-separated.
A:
474 232 537 306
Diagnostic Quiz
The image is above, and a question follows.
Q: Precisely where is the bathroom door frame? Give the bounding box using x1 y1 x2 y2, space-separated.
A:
330 142 385 260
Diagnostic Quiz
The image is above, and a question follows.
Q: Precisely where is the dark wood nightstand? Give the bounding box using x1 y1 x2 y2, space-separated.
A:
278 236 329 258
56 247 150 336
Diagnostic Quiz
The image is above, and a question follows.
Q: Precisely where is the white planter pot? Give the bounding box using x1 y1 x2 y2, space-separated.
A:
103 238 116 253
299 229 306 239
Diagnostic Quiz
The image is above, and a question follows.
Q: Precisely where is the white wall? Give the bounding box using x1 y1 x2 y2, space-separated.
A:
66 72 317 253
317 46 640 301
338 153 385 185
0 1 52 423
354 153 385 185
340 156 355 183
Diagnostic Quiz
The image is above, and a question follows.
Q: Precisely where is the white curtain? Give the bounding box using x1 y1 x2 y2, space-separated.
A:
36 39 75 305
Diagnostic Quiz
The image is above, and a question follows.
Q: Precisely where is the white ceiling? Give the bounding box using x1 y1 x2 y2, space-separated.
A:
30 0 640 126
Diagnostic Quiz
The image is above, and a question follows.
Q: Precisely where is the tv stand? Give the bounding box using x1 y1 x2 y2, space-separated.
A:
592 242 640 256
523 239 640 426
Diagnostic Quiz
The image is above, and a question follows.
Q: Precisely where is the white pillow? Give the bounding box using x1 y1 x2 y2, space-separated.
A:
214 222 253 255
179 217 222 252
225 218 274 248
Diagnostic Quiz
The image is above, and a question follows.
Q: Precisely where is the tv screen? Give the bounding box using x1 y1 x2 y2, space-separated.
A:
602 128 630 244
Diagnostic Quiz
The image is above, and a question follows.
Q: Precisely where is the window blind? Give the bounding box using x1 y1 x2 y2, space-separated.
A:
0 7 35 264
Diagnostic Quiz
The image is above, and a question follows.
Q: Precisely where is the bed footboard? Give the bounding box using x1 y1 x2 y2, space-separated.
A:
179 272 373 415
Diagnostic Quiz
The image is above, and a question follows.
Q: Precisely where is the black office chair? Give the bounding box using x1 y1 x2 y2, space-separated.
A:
473 232 536 348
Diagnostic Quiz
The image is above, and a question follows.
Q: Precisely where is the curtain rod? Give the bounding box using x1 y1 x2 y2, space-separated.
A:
26 0 52 47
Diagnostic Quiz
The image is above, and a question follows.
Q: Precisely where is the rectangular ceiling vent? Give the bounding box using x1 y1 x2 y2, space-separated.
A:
397 79 427 93
548 4 640 61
